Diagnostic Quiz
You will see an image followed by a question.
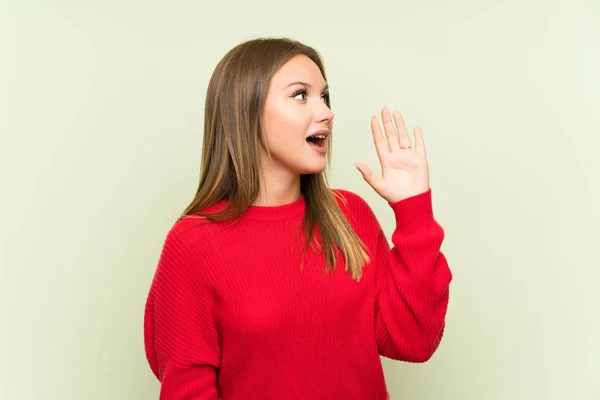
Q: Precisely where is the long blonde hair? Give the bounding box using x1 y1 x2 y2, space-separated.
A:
179 37 370 281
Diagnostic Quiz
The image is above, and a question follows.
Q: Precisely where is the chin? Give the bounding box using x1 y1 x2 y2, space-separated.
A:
298 164 327 175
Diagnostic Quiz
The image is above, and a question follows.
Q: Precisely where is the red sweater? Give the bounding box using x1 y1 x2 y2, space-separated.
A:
144 188 452 399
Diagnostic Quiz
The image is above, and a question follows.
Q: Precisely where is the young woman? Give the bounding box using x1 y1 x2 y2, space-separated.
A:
144 37 452 400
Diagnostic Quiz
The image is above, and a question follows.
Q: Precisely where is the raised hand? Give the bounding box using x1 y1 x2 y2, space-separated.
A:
355 106 430 203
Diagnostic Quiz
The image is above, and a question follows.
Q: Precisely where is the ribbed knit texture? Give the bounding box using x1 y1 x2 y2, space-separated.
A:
144 188 452 400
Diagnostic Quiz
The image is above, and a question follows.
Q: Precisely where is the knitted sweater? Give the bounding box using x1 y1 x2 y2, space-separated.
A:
143 188 452 399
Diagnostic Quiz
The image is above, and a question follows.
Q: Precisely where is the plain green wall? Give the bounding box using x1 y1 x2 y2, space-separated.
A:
2 0 599 399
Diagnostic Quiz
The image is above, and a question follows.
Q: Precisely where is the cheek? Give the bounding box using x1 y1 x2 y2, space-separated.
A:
264 106 309 145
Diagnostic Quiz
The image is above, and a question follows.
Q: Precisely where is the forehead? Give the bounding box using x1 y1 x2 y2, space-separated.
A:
269 55 326 88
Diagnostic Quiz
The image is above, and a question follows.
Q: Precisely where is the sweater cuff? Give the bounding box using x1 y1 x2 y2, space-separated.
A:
388 188 436 233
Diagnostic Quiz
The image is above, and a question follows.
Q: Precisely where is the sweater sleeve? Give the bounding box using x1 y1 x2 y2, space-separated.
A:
372 189 452 362
144 228 222 399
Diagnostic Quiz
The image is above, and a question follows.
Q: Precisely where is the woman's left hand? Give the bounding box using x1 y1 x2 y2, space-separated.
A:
355 106 430 203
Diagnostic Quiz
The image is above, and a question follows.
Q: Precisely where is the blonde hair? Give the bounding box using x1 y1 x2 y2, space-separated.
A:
179 37 371 281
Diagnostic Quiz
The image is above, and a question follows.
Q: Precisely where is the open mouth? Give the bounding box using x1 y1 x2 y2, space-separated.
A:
306 134 327 148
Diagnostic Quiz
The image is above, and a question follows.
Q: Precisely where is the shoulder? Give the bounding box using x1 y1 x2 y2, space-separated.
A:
170 214 215 238
331 188 379 226
158 212 224 263
331 188 373 211
332 188 366 207
151 216 225 287
168 199 231 242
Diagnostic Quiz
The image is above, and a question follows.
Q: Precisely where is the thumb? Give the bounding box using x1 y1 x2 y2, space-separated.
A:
354 162 381 188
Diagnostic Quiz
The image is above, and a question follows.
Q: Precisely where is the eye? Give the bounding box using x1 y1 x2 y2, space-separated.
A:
292 89 308 100
291 89 330 107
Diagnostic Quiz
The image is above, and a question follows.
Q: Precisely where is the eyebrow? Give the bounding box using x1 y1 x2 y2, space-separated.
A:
285 81 329 92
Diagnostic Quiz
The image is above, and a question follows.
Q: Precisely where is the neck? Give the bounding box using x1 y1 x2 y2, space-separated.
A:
253 174 302 207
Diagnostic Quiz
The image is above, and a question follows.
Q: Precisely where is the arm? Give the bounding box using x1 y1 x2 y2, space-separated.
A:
144 229 222 399
373 189 452 362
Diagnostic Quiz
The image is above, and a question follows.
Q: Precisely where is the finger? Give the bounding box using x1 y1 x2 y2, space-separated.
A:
414 126 426 156
354 162 383 190
381 106 400 150
370 116 390 159
392 111 412 150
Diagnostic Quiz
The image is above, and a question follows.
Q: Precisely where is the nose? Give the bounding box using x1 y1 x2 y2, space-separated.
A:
316 102 335 124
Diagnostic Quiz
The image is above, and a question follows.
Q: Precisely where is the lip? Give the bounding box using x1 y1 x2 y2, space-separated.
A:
307 129 330 138
306 135 328 154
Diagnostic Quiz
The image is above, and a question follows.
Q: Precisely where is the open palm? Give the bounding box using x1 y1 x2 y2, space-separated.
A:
355 106 430 203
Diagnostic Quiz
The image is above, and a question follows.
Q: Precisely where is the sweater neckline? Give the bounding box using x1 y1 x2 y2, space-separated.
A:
215 195 306 222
